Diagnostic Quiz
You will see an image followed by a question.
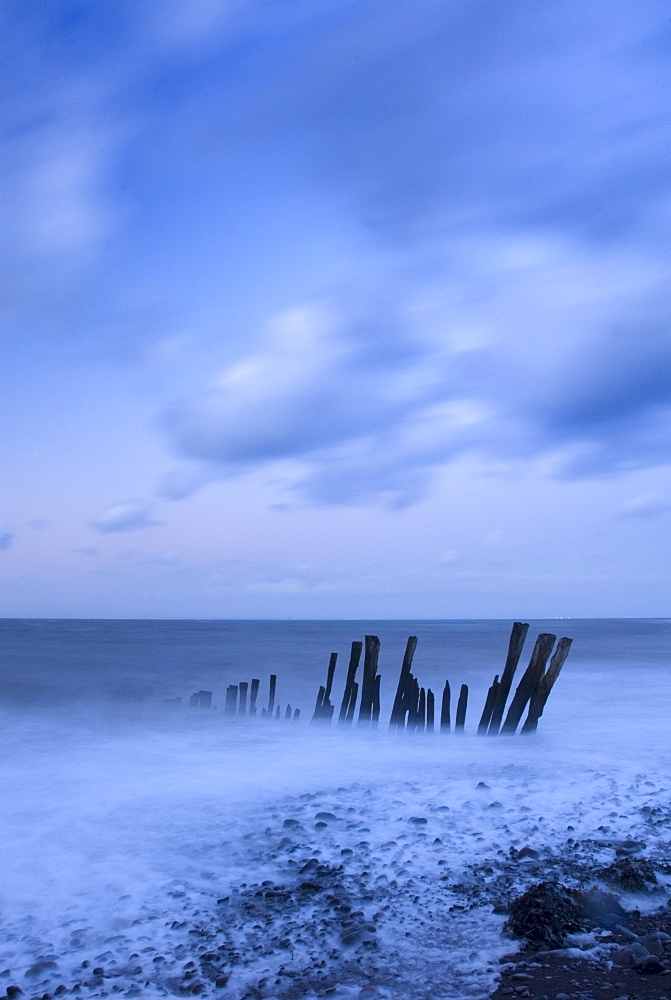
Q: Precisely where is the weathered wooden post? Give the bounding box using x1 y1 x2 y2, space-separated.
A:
345 681 359 722
249 678 260 716
275 705 281 720
372 674 381 725
426 688 435 732
224 685 238 716
418 687 426 732
521 637 573 733
285 704 292 720
339 641 362 724
501 633 555 734
440 681 451 732
293 708 301 720
478 676 499 734
358 635 381 725
238 681 248 716
390 636 418 729
312 685 326 722
268 674 277 717
455 684 468 732
488 622 529 735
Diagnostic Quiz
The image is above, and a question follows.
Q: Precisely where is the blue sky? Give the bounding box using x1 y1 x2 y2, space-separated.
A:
2 0 670 618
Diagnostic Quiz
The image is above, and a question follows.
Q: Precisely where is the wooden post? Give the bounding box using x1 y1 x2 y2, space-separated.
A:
345 680 359 722
339 641 362 724
294 708 301 720
285 704 292 720
312 685 326 722
390 636 418 728
224 685 238 716
478 676 499 734
249 678 260 716
521 637 573 733
455 684 468 732
325 652 337 704
275 705 281 720
426 688 435 732
268 674 277 717
418 687 426 733
238 681 248 716
372 674 381 725
488 622 529 735
501 633 556 734
358 635 380 724
440 680 451 732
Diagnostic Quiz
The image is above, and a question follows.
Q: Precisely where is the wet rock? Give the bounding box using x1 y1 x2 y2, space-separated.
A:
26 963 58 979
315 812 336 821
408 817 427 825
505 882 584 949
282 818 302 829
514 847 539 860
612 942 650 966
575 887 626 929
638 954 666 973
6 988 23 999
600 856 657 891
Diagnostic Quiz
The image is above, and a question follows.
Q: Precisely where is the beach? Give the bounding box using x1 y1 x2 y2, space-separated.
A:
1 620 669 999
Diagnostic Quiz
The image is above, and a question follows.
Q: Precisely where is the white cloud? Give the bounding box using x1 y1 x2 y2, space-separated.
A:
90 501 161 534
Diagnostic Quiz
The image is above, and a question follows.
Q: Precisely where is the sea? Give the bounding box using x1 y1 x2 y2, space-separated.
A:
1 619 670 1000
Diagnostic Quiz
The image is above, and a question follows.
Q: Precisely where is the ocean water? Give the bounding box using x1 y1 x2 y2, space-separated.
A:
1 619 670 1000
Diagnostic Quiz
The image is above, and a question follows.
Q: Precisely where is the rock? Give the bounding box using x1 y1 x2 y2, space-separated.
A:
282 818 301 829
637 955 666 974
555 993 570 1000
6 988 23 999
640 931 670 955
315 812 337 821
576 887 626 929
505 882 584 949
514 847 539 860
26 962 58 979
408 817 427 825
612 942 650 966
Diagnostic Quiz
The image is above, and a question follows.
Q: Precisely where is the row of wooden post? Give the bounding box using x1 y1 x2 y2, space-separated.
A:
221 675 300 721
309 622 571 734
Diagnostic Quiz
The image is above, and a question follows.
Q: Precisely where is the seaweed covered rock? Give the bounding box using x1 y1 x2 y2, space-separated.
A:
599 857 657 892
506 881 584 949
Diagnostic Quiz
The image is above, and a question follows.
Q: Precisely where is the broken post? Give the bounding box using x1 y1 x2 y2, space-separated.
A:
501 633 556 734
339 641 362 724
268 674 277 717
478 676 500 734
521 637 573 733
358 635 381 724
488 622 529 735
249 678 260 716
390 636 418 728
455 684 468 732
238 681 248 716
440 680 451 732
426 688 435 732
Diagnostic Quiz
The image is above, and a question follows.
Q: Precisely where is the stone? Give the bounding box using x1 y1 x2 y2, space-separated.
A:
612 942 649 966
637 955 666 974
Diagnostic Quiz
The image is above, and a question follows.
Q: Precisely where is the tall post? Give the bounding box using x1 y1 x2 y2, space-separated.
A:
440 680 451 732
339 641 362 724
478 676 499 734
249 678 260 716
268 674 277 717
455 684 468 732
238 681 248 716
488 622 529 735
521 637 573 733
390 636 418 728
426 689 435 732
501 633 556 734
358 635 380 724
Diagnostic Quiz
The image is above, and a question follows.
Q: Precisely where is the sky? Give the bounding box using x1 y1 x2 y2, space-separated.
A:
1 0 670 619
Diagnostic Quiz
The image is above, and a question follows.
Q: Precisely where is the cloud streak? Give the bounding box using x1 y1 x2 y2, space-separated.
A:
91 501 161 534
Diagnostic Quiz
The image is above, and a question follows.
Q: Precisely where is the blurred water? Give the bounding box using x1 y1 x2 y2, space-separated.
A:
1 619 669 1000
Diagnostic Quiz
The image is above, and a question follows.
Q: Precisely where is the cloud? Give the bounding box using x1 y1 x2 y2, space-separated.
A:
90 501 161 533
0 528 14 551
161 229 671 506
621 492 671 519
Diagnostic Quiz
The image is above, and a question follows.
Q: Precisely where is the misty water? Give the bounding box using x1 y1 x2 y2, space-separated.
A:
1 619 670 1000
